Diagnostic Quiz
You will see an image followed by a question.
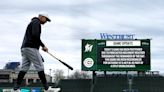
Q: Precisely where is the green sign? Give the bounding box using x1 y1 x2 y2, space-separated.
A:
82 39 151 71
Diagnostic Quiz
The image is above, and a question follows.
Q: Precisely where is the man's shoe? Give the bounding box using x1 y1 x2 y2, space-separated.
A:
44 90 48 92
12 89 20 92
44 86 61 92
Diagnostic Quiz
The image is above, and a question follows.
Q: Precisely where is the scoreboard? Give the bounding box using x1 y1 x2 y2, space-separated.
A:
82 39 150 71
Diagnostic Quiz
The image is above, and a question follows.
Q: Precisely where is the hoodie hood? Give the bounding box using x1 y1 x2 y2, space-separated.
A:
31 17 39 21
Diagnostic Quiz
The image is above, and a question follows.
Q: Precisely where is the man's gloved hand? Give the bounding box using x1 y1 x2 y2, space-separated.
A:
42 46 48 52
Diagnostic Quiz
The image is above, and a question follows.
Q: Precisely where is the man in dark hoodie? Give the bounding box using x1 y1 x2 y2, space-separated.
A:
14 13 51 92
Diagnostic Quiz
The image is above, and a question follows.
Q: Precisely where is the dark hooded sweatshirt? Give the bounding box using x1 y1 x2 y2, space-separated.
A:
21 17 45 49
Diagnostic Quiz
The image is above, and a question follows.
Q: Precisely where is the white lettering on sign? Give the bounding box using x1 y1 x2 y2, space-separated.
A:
100 47 146 68
106 41 141 46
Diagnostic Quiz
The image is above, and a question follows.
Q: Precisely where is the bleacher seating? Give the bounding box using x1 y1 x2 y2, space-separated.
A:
1 75 164 92
93 76 127 92
58 75 164 92
133 76 164 92
58 79 92 92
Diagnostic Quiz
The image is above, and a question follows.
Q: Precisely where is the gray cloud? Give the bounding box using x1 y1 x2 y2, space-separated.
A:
0 0 164 74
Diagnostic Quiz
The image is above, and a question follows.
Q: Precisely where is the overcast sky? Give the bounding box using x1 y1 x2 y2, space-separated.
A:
0 0 164 75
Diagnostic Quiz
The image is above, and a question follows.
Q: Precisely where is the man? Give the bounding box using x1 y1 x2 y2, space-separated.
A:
14 13 51 92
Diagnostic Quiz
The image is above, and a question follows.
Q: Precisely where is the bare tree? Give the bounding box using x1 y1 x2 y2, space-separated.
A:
53 69 65 83
69 70 91 79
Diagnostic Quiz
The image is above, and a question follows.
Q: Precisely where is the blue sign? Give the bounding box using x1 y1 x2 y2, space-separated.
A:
31 88 41 92
100 33 135 40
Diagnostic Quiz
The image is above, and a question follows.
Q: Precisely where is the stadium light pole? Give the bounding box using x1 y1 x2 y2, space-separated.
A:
49 69 52 82
49 69 52 76
67 68 70 79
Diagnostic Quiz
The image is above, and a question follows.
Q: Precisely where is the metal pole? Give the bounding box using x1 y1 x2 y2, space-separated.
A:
49 69 52 76
68 68 69 79
49 69 52 82
128 75 133 92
